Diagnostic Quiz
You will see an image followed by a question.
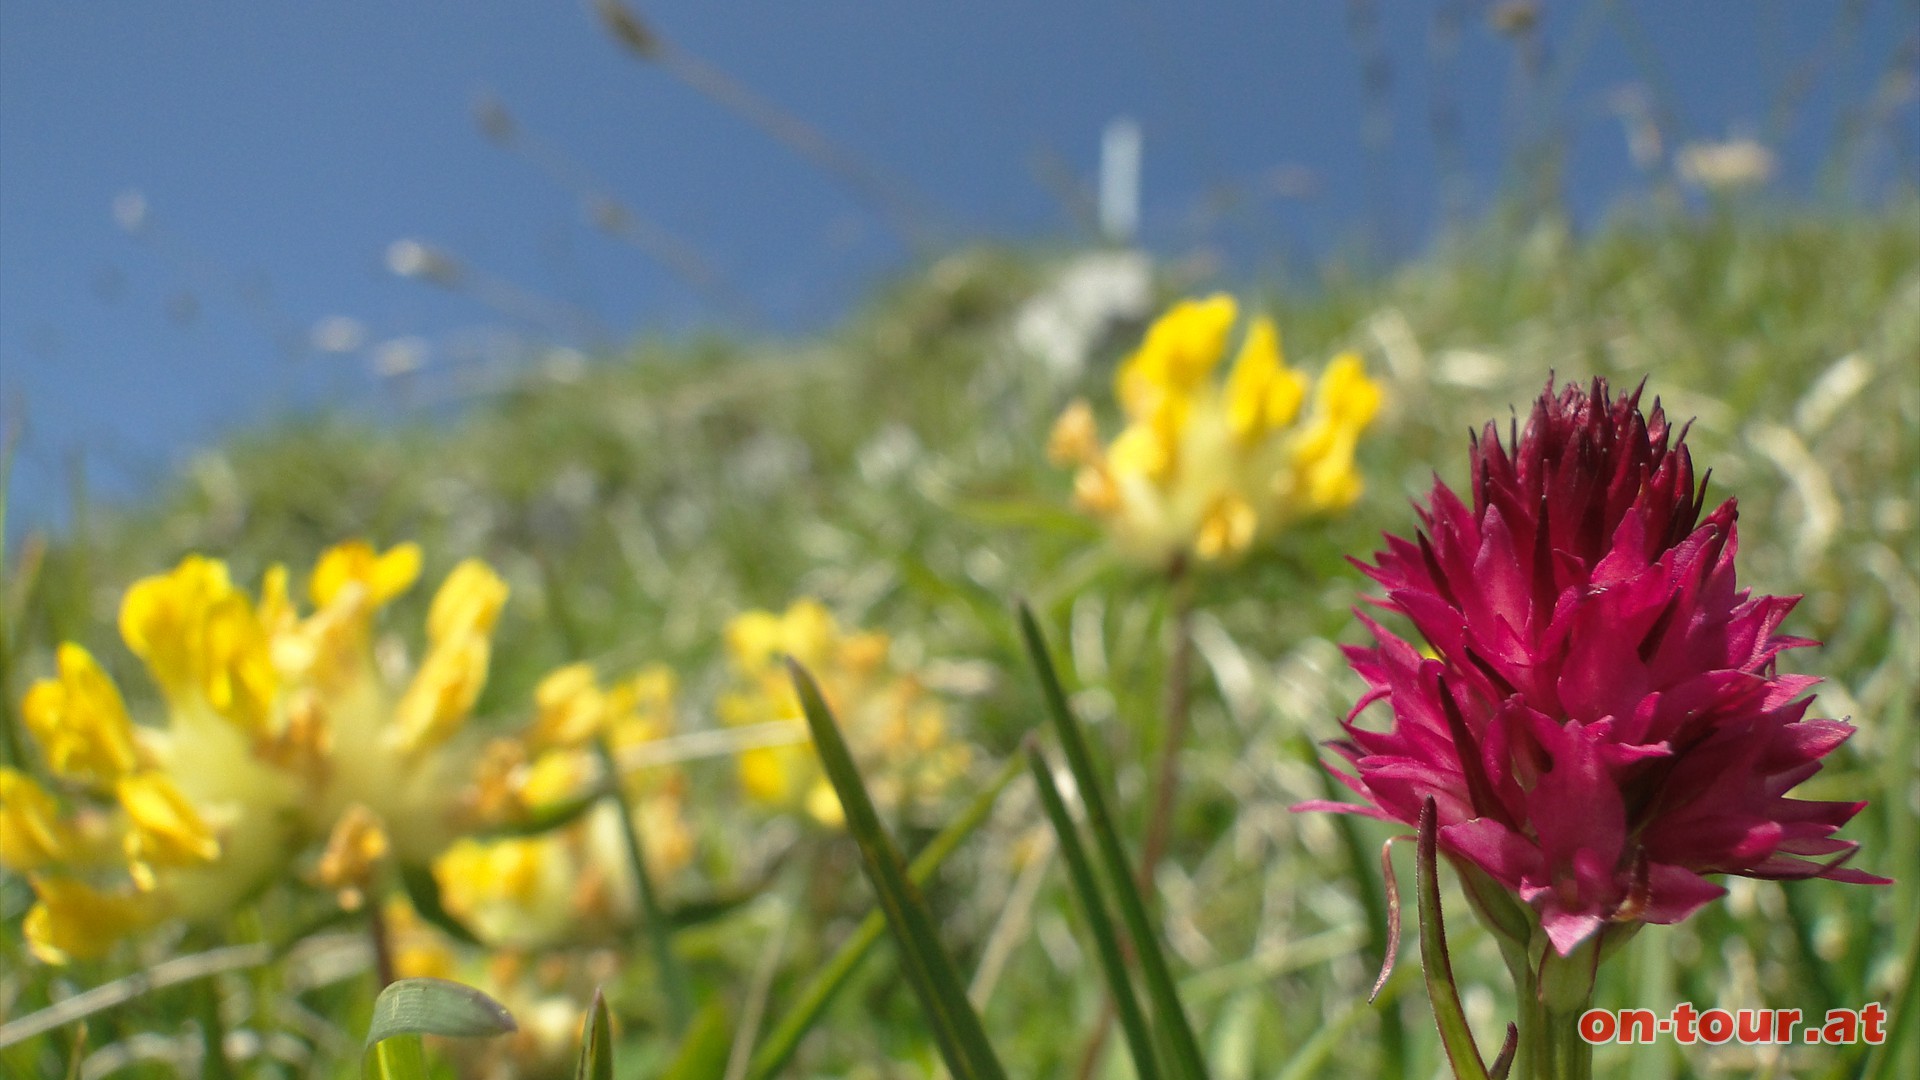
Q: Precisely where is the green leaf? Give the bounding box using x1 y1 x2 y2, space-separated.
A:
574 989 614 1080
1414 799 1492 1080
363 1034 430 1080
658 1000 733 1080
1027 744 1162 1080
361 977 517 1080
1016 602 1210 1080
787 659 1009 1080
363 977 517 1050
747 751 1024 1080
473 787 605 839
397 864 482 946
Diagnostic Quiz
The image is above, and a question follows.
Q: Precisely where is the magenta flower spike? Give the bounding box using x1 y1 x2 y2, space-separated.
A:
1305 378 1885 961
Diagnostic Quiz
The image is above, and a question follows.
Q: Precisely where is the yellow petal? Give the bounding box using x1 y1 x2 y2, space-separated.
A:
426 559 509 644
22 644 140 788
316 803 391 902
24 877 150 964
1194 492 1258 562
311 541 422 610
119 556 235 698
0 768 72 871
777 599 839 670
1224 317 1306 442
199 592 278 735
530 663 605 748
1115 294 1238 416
1047 399 1102 466
118 772 221 870
394 634 492 753
724 610 785 673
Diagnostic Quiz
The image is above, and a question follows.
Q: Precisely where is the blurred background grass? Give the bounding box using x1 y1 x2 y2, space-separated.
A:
3 192 1915 1076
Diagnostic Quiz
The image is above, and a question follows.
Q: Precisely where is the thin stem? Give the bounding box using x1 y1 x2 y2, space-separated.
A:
593 736 693 1032
366 900 397 991
1139 558 1196 889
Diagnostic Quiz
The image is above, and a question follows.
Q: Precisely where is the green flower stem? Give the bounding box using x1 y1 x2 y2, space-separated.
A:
1512 942 1596 1080
1139 557 1195 888
593 735 693 1032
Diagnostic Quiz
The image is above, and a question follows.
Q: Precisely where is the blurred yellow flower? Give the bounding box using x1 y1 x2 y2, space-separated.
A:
720 599 971 827
0 768 73 870
439 662 693 950
23 876 152 963
1050 294 1383 568
7 540 509 964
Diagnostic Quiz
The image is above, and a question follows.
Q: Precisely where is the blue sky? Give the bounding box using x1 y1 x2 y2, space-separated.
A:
1 1 1913 530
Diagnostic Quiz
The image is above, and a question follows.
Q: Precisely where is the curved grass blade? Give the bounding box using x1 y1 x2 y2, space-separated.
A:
787 659 1008 1080
1016 602 1209 1080
365 978 517 1044
398 863 481 946
363 978 516 1080
575 989 613 1080
1027 744 1162 1080
474 787 604 839
1415 798 1492 1080
747 752 1024 1080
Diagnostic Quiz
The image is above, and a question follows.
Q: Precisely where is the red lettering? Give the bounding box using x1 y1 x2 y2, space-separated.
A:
1737 1009 1771 1043
1773 1008 1802 1044
1618 1008 1657 1044
1822 1009 1859 1045
1578 1009 1615 1044
1862 1003 1887 1044
1672 1002 1698 1044
1699 1008 1735 1044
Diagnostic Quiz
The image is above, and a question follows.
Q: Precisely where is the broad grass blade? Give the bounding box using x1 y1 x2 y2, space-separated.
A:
787 659 1008 1080
362 977 516 1080
575 989 614 1080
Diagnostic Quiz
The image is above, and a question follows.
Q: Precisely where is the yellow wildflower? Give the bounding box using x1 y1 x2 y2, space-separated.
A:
0 768 72 870
23 877 150 964
20 644 140 787
438 661 694 950
1050 294 1383 567
11 540 510 963
721 600 971 827
118 772 221 887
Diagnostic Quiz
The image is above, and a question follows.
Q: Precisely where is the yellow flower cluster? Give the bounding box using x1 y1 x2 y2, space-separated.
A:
0 541 508 963
720 599 970 827
437 662 694 949
1049 294 1383 568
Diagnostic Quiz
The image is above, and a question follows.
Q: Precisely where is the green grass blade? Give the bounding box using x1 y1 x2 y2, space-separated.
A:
363 1034 429 1080
1414 799 1491 1080
575 988 614 1080
397 863 481 946
1027 744 1163 1080
1862 916 1920 1080
362 977 516 1080
592 735 693 1032
659 1000 734 1080
787 659 1009 1080
364 977 518 1044
1015 602 1210 1080
747 752 1024 1080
